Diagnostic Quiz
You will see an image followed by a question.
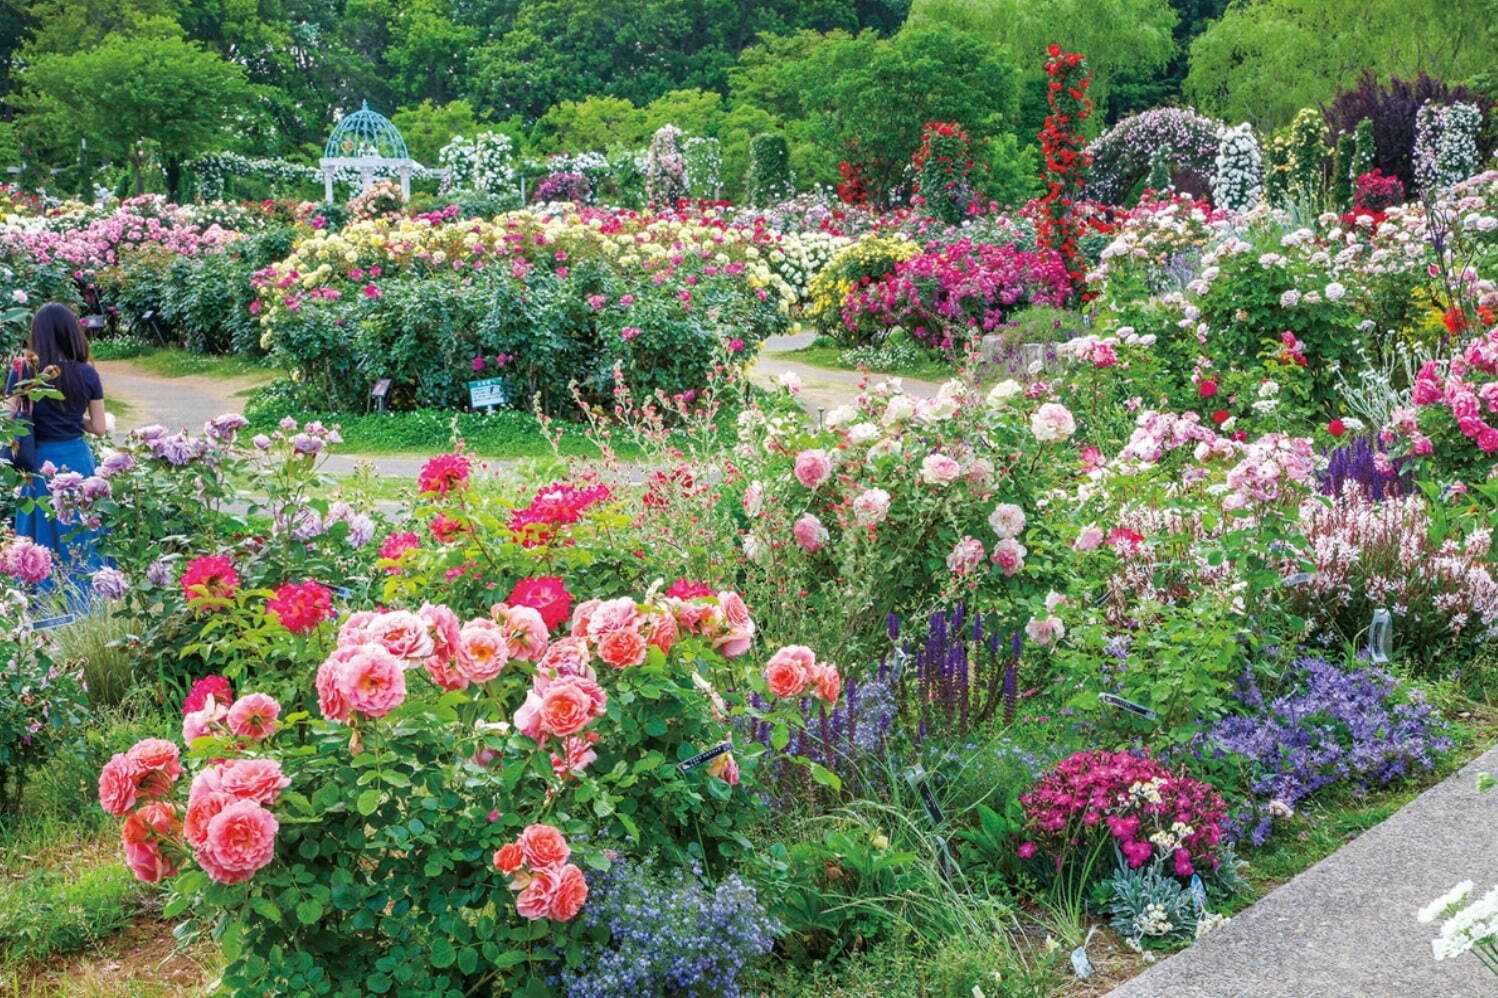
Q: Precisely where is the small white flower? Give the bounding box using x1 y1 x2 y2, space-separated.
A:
1419 881 1475 924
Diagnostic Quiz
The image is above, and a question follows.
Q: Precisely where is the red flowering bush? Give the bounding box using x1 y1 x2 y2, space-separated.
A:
1353 169 1405 213
836 161 869 207
1036 45 1094 296
266 580 334 634
841 238 1073 354
1018 750 1228 877
912 121 978 224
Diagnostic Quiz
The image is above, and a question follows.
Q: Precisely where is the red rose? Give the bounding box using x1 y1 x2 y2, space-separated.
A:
1328 419 1346 437
1199 380 1218 398
1211 410 1229 425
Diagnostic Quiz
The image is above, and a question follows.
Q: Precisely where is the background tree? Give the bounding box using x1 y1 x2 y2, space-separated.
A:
17 22 252 194
1184 0 1497 129
391 99 486 163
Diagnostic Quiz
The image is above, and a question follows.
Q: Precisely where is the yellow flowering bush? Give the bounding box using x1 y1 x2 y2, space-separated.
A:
803 234 919 345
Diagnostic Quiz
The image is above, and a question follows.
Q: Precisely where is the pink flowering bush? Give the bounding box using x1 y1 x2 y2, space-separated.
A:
95 571 833 994
1399 322 1498 483
1018 750 1228 877
841 239 1072 355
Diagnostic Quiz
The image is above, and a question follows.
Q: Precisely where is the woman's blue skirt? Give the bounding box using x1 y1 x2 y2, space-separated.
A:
15 436 107 594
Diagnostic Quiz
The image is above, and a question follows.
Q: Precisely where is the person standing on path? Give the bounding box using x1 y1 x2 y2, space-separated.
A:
3 303 110 589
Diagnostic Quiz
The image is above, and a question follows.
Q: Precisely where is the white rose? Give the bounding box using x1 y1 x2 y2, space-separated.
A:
986 380 1022 407
882 395 916 424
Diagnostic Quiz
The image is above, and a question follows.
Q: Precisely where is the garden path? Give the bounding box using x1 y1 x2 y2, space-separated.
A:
99 338 933 479
1106 741 1498 998
750 331 942 414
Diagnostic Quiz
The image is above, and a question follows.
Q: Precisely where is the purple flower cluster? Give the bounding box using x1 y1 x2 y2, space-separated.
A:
557 860 778 998
532 171 592 204
1086 108 1224 204
1202 657 1452 845
1318 435 1410 499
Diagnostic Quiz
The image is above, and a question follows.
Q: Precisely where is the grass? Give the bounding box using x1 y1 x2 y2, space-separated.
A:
0 860 148 965
254 407 621 459
777 338 954 382
91 340 280 382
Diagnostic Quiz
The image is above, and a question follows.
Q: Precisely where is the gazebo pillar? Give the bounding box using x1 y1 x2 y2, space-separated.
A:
323 168 334 203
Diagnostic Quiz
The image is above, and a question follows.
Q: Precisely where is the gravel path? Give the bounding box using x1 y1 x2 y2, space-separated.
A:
1107 742 1498 998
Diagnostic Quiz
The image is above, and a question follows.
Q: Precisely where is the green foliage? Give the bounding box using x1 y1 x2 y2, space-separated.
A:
744 133 794 206
0 863 147 963
0 596 91 811
16 22 252 194
390 100 484 164
1184 0 1496 129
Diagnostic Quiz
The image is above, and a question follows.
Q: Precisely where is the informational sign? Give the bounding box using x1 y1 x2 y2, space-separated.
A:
468 378 508 410
678 741 733 772
1099 692 1158 721
32 613 75 631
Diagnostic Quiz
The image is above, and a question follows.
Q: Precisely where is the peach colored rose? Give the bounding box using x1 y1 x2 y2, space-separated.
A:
496 603 549 662
539 680 598 736
547 863 589 921
218 758 290 804
645 610 678 654
368 610 435 662
670 597 715 634
125 841 177 883
121 801 179 847
585 597 641 639
316 650 354 722
764 645 815 698
537 637 595 682
98 753 141 816
551 733 599 779
423 655 469 691
337 609 380 648
197 799 278 884
184 790 236 848
596 627 647 668
712 626 754 659
810 662 841 707
568 597 602 638
125 738 184 796
717 591 751 629
187 765 224 806
518 824 570 868
182 696 228 743
514 690 545 741
339 644 407 718
493 841 524 874
419 602 461 665
515 864 559 920
455 618 508 682
226 693 281 740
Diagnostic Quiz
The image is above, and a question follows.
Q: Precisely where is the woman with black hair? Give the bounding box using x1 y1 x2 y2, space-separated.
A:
3 302 109 581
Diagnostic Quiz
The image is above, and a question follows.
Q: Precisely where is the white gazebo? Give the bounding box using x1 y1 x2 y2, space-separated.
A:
319 100 419 201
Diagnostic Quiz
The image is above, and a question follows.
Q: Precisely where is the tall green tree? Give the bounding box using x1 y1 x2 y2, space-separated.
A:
906 0 1178 127
1184 0 1497 128
18 23 252 193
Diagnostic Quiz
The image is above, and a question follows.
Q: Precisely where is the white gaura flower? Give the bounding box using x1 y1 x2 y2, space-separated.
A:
1419 881 1474 924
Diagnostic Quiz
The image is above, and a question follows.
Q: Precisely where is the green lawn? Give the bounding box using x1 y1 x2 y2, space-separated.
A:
92 341 281 381
777 339 955 381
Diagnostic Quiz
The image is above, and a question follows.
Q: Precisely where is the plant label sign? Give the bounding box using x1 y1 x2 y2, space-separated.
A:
678 741 733 772
1099 692 1157 721
468 378 507 410
1190 873 1208 914
32 613 75 631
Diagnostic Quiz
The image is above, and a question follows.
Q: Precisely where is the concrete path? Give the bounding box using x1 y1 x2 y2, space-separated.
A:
748 331 942 414
1108 743 1498 998
96 337 940 480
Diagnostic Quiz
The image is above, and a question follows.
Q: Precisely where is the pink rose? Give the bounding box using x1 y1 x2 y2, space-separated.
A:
218 758 290 804
337 609 380 648
339 644 408 717
920 453 961 485
183 695 229 743
547 863 589 921
990 537 1028 576
184 790 235 848
514 690 545 741
518 824 571 868
809 662 841 706
1030 403 1076 442
368 610 436 662
987 503 1026 539
851 488 891 527
1073 524 1105 551
597 627 647 668
1025 615 1065 647
495 603 549 662
946 536 985 575
456 618 509 682
765 645 815 698
538 679 603 736
226 693 281 740
515 864 561 920
793 449 833 489
316 649 355 722
585 597 642 638
98 753 141 816
793 513 829 552
537 637 596 682
196 799 279 884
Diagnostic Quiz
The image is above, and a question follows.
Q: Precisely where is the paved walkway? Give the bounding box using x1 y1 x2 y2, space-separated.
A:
98 336 940 479
1108 742 1498 998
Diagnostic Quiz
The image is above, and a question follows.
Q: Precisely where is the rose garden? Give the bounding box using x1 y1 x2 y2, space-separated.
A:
2 5 1498 996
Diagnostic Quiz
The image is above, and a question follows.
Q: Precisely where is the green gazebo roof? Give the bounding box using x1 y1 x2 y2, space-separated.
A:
323 101 409 160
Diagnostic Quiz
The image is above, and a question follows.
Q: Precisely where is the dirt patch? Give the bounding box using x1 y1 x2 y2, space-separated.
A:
3 908 217 997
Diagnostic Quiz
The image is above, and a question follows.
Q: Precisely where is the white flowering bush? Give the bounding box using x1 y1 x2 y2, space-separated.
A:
1212 124 1263 213
766 230 852 299
1414 101 1483 197
1087 108 1224 204
684 136 722 201
1419 879 1498 972
438 132 517 195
